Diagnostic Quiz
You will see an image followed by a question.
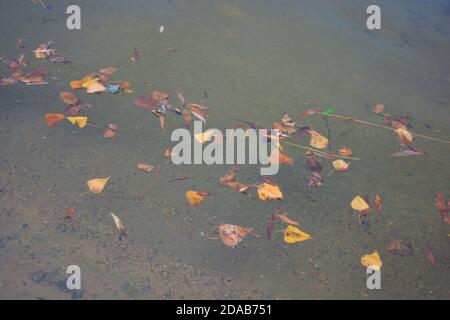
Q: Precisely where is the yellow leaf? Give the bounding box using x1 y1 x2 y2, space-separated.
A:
361 251 382 269
110 212 127 240
309 130 329 149
257 182 283 201
283 225 312 244
87 177 111 194
332 159 350 172
194 129 219 144
66 116 88 128
351 195 371 212
81 76 100 89
186 191 208 206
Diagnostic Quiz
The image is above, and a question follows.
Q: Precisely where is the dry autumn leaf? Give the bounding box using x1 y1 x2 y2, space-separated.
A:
218 223 253 248
164 148 173 158
351 195 371 213
332 159 350 172
277 214 300 226
283 225 312 244
66 116 88 128
309 129 329 149
374 104 385 114
224 181 250 193
86 81 106 94
361 251 382 270
394 126 414 145
186 191 209 206
103 128 116 138
219 168 238 185
87 177 111 194
65 207 75 219
99 66 118 75
257 182 283 201
44 113 65 126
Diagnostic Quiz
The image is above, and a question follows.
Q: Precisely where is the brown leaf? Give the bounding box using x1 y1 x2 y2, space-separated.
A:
218 224 253 248
44 113 65 126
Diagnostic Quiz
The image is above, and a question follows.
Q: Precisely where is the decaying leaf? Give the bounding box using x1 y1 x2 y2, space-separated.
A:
224 181 250 193
137 163 154 173
338 147 353 157
277 213 300 226
435 193 450 224
164 148 173 158
309 129 329 149
218 223 253 248
270 148 294 165
152 91 169 101
374 104 385 114
374 194 382 211
332 159 350 172
103 129 116 138
65 207 75 219
87 177 111 194
394 126 414 145
44 113 65 126
219 167 238 185
60 92 79 106
361 251 382 269
389 240 412 256
111 212 127 240
257 182 283 201
66 116 88 128
86 81 106 94
283 225 312 244
186 190 209 206
98 66 118 76
351 195 371 213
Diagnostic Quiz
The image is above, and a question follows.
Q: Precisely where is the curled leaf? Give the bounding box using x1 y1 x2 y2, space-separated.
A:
137 163 154 173
283 225 312 244
87 177 111 194
218 223 253 248
361 251 382 269
111 212 127 240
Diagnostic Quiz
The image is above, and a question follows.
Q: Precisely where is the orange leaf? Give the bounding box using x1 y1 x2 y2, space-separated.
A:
59 92 79 105
186 191 208 206
44 113 65 126
257 182 283 201
87 177 111 194
394 126 414 145
224 181 250 193
277 214 300 226
70 80 84 89
98 66 118 75
219 168 238 185
103 129 116 138
86 81 106 94
137 163 154 173
164 148 173 158
332 159 350 172
152 91 169 101
309 130 329 149
374 104 385 114
338 147 353 157
374 194 382 211
65 208 75 219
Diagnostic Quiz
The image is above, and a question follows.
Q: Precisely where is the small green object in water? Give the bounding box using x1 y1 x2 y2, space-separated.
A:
320 108 336 116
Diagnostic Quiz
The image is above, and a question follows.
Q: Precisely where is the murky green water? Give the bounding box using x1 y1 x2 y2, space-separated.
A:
0 0 449 299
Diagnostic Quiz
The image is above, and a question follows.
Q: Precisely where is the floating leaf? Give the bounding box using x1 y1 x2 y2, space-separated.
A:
257 182 283 201
152 91 169 101
389 149 425 157
111 212 127 240
394 126 414 145
218 223 253 248
87 177 111 194
65 208 75 219
374 194 382 211
351 195 371 213
270 148 294 165
224 181 250 193
332 159 349 172
137 163 154 173
283 225 312 244
299 108 321 120
44 113 65 126
86 81 106 94
186 190 209 206
338 147 353 157
164 148 173 158
66 116 88 128
309 130 329 149
277 214 300 226
373 104 385 114
435 193 450 224
98 66 118 75
103 129 116 138
219 167 238 185
361 251 382 269
59 92 79 106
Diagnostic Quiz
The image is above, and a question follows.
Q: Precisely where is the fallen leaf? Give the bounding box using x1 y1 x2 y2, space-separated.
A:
66 116 88 128
218 223 253 248
435 193 450 224
87 177 111 194
270 148 294 165
307 172 322 188
152 91 169 101
59 92 79 106
98 66 118 75
332 159 349 172
257 182 283 201
338 147 353 157
111 212 127 240
283 225 312 244
164 148 173 158
389 149 425 157
277 214 300 226
65 208 75 219
86 81 106 94
219 168 238 185
351 195 371 213
137 163 154 173
224 181 250 193
309 130 329 149
103 129 116 138
44 113 65 126
374 194 382 211
374 104 385 114
394 126 414 145
34 43 49 59
361 251 382 269
186 190 209 206
426 246 437 267
299 108 321 120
